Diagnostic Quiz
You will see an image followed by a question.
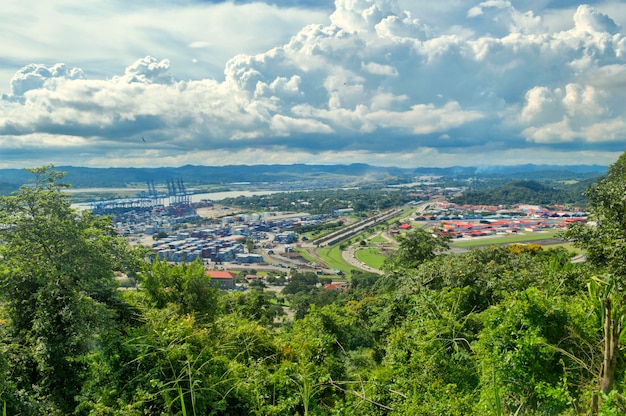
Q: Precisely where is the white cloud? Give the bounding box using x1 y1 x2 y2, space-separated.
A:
468 1 512 18
188 41 211 49
361 61 398 76
520 80 622 145
330 0 401 33
520 86 562 124
573 4 620 34
0 0 625 168
0 0 328 93
117 56 175 85
366 102 485 134
270 114 334 135
8 63 85 97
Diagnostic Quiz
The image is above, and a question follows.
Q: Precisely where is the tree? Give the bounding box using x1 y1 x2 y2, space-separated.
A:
565 152 626 411
244 237 255 253
474 288 591 414
585 274 626 414
78 308 231 415
220 289 284 326
282 272 320 295
382 287 481 414
565 152 626 277
384 228 450 271
140 258 219 324
0 166 141 413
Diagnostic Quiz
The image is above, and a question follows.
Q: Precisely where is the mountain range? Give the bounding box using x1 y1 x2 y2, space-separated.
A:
0 163 607 195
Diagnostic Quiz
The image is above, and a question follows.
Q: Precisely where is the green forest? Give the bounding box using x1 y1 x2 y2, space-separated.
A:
1 153 626 415
220 188 415 215
451 179 596 207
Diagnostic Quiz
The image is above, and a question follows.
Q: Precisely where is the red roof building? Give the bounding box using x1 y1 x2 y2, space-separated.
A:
206 270 236 290
324 283 348 291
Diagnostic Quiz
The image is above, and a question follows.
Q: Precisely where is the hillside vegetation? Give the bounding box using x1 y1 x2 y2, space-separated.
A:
453 178 596 207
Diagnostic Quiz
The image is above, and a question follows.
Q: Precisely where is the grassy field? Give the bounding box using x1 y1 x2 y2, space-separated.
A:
450 230 561 248
541 242 584 253
355 248 387 269
294 247 320 265
369 234 388 244
303 224 580 277
317 246 353 277
304 208 413 275
303 228 340 241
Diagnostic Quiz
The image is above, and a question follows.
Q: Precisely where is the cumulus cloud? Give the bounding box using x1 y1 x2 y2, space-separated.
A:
574 4 620 34
0 0 625 168
116 56 175 85
8 63 85 97
330 0 402 33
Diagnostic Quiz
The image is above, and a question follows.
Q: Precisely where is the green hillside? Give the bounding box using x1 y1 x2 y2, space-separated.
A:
453 179 596 206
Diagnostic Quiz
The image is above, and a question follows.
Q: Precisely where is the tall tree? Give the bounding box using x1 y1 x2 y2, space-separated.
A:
565 152 626 276
565 152 626 412
140 258 219 324
384 228 450 271
0 166 140 413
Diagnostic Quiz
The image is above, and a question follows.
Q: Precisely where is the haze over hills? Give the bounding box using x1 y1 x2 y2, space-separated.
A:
0 163 607 195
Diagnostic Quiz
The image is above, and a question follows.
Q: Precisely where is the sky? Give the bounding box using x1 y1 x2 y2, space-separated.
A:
0 0 625 169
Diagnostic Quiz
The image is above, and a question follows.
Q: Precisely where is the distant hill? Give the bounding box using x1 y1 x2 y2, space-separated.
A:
452 179 596 207
0 163 607 195
429 163 607 177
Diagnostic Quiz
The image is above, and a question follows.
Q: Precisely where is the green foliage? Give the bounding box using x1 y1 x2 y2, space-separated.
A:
213 314 280 364
290 289 341 320
597 390 626 415
298 220 344 236
384 228 450 271
139 259 218 324
382 287 481 414
348 270 380 296
282 272 321 295
565 154 626 411
244 237 255 253
393 246 586 314
222 188 414 215
474 288 591 414
220 289 284 326
0 166 142 413
453 179 589 206
78 307 230 415
565 152 626 277
282 271 342 319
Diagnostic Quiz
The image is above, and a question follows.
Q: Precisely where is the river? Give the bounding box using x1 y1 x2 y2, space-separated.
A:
71 189 284 210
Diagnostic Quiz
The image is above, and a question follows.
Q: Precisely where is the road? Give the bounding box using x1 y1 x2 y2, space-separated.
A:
342 245 384 275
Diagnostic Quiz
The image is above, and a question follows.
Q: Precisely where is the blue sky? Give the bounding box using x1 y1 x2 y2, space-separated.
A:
0 0 625 168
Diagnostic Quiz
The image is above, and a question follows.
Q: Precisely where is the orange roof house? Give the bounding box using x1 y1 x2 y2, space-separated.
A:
206 270 236 290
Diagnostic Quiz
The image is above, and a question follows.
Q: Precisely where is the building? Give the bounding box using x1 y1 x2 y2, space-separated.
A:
235 253 264 263
324 282 348 291
206 270 236 290
274 232 297 244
